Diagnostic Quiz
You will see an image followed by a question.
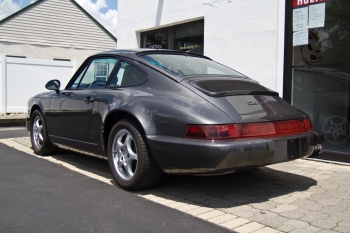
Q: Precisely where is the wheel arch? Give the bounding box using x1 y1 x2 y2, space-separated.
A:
28 100 50 134
28 103 45 125
103 110 147 153
28 97 46 116
30 104 43 116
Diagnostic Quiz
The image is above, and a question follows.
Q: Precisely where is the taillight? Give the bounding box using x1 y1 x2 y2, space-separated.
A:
304 118 313 130
184 125 239 139
184 118 313 139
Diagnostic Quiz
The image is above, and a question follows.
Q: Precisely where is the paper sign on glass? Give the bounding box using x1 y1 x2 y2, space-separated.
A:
293 30 309 46
309 3 325 28
293 7 308 31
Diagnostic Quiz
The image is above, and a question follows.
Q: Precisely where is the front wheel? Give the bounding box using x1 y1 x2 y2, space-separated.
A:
30 110 56 155
107 119 163 190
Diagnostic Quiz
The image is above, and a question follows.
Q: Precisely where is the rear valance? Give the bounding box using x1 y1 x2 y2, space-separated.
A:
190 79 279 97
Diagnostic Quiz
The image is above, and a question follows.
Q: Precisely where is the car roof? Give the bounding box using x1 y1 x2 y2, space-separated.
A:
97 49 211 60
93 49 213 82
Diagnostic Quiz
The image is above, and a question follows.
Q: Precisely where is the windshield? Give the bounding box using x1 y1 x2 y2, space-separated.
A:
140 54 242 76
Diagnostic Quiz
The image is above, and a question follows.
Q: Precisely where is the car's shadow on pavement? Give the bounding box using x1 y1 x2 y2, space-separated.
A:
155 168 317 209
47 147 318 209
52 148 113 179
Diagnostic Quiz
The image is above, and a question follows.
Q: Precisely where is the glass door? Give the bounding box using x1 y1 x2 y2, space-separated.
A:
291 0 350 153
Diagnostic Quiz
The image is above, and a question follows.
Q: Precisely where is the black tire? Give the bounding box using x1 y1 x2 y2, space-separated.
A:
107 119 163 190
30 110 56 155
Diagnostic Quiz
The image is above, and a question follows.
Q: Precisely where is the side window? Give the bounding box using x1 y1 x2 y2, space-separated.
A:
108 61 148 87
71 66 88 89
70 58 118 89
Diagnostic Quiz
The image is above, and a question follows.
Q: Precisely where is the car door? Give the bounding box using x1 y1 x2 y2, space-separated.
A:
49 57 119 141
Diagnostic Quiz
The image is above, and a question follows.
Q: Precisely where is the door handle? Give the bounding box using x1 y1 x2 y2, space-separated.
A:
84 96 94 103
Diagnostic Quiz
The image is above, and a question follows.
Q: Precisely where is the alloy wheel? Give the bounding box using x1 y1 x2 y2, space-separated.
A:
112 129 138 181
33 116 44 149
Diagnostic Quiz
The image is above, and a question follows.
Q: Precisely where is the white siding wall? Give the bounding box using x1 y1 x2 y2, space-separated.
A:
0 0 117 51
0 42 100 66
117 0 285 95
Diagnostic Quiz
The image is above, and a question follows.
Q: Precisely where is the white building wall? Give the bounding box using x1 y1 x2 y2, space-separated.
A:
117 0 286 95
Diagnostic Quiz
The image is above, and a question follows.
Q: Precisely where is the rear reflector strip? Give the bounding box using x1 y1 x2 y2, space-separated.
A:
184 119 313 139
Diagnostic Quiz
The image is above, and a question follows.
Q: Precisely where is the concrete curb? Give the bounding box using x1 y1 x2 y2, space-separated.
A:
0 116 26 127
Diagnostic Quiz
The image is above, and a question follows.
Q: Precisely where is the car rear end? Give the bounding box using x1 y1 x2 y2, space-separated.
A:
147 77 323 175
139 52 324 175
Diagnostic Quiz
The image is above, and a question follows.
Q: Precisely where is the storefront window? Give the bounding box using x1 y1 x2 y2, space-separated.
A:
141 20 204 55
291 0 350 153
144 29 169 49
173 22 204 55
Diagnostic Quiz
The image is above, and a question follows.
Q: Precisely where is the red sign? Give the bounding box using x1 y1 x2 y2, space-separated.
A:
293 0 326 7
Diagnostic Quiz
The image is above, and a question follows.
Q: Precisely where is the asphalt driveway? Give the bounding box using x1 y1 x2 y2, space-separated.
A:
0 141 229 233
2 137 350 232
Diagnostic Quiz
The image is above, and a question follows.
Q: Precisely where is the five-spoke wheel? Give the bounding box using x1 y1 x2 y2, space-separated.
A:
32 115 44 149
112 129 138 181
107 119 163 190
30 110 56 155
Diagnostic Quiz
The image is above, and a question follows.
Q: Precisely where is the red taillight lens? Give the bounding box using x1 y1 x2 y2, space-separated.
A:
184 125 239 139
304 118 313 130
184 118 313 139
237 122 276 137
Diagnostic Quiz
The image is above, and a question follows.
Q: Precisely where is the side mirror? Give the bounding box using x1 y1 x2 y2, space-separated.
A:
45 80 61 91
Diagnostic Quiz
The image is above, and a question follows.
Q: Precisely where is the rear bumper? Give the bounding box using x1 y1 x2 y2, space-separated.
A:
146 130 323 175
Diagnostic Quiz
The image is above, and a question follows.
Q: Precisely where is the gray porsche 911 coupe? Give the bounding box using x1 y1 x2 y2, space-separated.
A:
26 49 323 190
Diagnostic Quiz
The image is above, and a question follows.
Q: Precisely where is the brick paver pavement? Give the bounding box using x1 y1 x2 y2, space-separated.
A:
2 137 350 233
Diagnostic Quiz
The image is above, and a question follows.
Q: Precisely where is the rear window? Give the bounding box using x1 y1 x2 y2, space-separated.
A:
140 54 242 76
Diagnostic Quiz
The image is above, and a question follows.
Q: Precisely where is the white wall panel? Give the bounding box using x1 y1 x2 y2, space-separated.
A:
4 57 74 113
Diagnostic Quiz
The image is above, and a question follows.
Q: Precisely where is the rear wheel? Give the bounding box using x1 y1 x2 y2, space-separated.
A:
107 119 163 190
30 110 56 155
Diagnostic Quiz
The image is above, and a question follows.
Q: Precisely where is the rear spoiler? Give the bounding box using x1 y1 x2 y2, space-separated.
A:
190 80 279 97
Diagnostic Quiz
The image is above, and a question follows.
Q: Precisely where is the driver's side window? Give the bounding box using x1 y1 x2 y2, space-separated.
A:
71 58 119 89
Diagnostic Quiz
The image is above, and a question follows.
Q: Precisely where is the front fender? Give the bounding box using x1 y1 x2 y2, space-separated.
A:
27 91 54 132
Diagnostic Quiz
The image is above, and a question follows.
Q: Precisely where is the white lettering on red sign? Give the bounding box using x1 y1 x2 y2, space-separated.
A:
294 0 325 7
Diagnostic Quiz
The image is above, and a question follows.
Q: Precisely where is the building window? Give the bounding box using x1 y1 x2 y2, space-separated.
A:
173 22 204 55
144 29 169 49
141 20 204 55
95 63 109 81
286 0 350 155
